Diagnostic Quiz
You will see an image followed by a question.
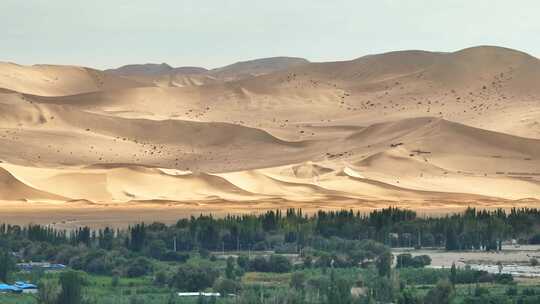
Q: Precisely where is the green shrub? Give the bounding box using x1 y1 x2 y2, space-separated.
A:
506 286 518 296
169 264 219 291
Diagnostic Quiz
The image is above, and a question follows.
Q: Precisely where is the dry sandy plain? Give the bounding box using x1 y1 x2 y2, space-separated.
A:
1 46 540 228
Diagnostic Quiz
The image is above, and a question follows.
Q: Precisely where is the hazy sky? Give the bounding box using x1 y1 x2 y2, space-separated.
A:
2 0 540 69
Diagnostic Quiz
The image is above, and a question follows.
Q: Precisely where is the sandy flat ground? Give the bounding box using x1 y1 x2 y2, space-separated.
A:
2 199 539 229
1 46 540 226
394 246 540 268
393 246 540 278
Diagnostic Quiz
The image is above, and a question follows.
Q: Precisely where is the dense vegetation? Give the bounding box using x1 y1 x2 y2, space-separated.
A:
1 207 540 303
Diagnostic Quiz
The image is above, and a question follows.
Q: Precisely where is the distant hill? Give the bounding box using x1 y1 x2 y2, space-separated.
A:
209 56 310 80
104 56 310 86
106 63 208 76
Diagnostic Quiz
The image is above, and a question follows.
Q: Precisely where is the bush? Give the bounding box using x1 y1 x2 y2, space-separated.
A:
303 256 313 268
412 255 431 267
199 248 211 259
237 255 249 269
38 279 60 304
399 266 508 286
214 278 241 296
126 257 152 277
464 294 512 304
290 272 306 290
147 240 167 259
522 288 536 296
506 286 518 296
474 286 490 297
396 253 414 268
247 255 291 273
398 288 422 304
519 295 540 304
249 256 270 272
161 251 189 262
494 273 514 285
111 275 120 287
58 270 86 304
0 250 15 282
396 254 431 268
399 268 448 285
154 271 169 286
169 264 219 291
269 255 292 273
424 279 454 304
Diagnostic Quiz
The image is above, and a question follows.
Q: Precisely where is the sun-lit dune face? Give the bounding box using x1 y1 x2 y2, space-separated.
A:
1 45 540 224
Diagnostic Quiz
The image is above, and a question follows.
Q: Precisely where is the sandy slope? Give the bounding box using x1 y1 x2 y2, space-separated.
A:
0 62 146 96
1 45 540 225
0 167 66 201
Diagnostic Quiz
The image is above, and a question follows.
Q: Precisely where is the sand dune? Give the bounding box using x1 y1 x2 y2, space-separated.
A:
1 46 540 223
24 46 538 139
0 167 66 201
0 62 145 96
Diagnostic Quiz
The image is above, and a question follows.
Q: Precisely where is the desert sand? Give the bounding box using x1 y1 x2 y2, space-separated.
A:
1 46 540 227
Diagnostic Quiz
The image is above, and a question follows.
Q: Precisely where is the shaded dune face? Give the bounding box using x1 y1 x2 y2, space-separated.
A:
0 167 66 201
1 45 540 210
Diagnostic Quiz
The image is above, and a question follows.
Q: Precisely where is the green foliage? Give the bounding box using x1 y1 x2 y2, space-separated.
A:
37 279 60 304
474 285 490 297
129 224 146 252
367 274 399 303
424 279 454 304
398 288 422 304
324 270 353 304
214 278 241 296
2 207 540 304
237 255 249 270
506 286 518 296
199 248 211 259
111 275 120 287
57 270 85 304
0 250 15 282
153 271 168 286
289 272 306 291
247 255 292 273
225 257 236 279
147 240 167 259
376 251 392 277
126 257 152 278
170 264 219 291
396 253 431 268
450 262 457 286
269 255 292 273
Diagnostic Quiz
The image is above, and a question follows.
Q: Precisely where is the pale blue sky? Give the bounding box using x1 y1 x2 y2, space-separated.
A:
1 0 539 69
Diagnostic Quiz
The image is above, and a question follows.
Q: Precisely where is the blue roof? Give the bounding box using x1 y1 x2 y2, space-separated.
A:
0 284 22 292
